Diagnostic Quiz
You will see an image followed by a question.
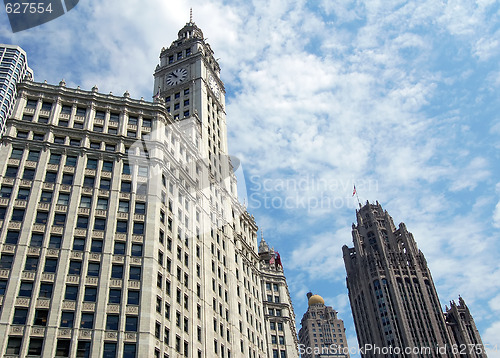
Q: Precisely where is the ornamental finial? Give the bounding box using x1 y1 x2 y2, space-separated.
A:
190 8 193 23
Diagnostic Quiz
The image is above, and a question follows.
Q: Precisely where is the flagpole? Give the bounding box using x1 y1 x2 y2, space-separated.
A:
353 184 361 207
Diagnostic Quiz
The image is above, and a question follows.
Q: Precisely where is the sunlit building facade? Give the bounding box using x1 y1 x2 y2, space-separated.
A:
0 44 33 135
0 20 299 358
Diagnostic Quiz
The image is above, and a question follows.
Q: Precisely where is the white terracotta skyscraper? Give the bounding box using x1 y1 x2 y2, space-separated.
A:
0 19 299 358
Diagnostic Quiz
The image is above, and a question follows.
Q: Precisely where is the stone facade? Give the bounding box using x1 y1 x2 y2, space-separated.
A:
0 44 33 135
343 201 487 358
0 20 298 358
259 237 299 358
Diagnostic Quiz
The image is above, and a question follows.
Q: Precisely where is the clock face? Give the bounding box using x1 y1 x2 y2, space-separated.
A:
166 68 188 86
208 75 220 99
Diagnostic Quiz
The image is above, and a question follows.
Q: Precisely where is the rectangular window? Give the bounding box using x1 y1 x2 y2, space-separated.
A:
135 202 146 214
111 265 123 279
16 188 29 200
36 280 52 299
87 262 100 277
65 155 77 166
103 343 117 358
100 178 111 190
80 313 94 329
5 166 18 178
76 341 91 357
56 339 70 357
108 288 122 304
91 239 103 253
83 286 97 302
65 285 78 300
110 112 119 122
121 181 131 192
26 99 38 108
95 110 105 119
73 238 85 251
33 309 48 326
128 116 138 125
35 211 49 224
24 256 38 271
62 174 74 185
122 163 131 175
13 308 28 324
77 215 89 228
53 213 66 226
86 158 98 169
40 191 53 203
80 195 92 208
76 107 86 117
97 198 108 210
114 242 125 255
27 150 40 161
5 230 19 244
18 281 33 297
44 258 58 272
49 153 61 165
60 311 74 328
118 201 129 212
57 193 70 206
28 338 44 356
6 337 22 355
49 235 62 249
23 168 35 180
83 176 95 188
128 290 140 305
70 138 80 146
106 314 119 330
30 233 44 247
129 266 141 280
0 185 12 198
41 101 52 111
131 244 143 257
94 218 106 230
125 316 138 332
61 105 72 114
116 220 127 233
102 161 113 172
124 344 136 358
11 208 25 221
133 222 144 235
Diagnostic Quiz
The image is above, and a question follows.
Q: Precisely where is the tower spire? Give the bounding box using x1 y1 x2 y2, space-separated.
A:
190 8 193 23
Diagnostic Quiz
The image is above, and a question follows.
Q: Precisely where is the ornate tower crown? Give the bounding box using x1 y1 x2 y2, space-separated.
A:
177 9 204 41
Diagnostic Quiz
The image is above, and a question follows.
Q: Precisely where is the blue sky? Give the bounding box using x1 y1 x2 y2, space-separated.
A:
2 0 500 354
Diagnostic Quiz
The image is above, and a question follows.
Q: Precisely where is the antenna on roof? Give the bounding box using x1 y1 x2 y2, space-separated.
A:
190 8 193 23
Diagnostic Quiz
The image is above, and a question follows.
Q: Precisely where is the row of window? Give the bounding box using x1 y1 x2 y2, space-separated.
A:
167 48 191 64
5 337 136 358
0 253 143 279
24 99 152 126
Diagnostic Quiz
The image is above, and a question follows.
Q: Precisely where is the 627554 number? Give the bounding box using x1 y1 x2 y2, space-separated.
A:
5 2 54 14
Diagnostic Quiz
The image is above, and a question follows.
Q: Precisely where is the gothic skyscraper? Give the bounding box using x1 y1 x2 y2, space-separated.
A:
342 202 486 358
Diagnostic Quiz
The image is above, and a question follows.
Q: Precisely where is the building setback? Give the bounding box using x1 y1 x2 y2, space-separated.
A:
0 20 299 358
0 44 33 135
298 292 349 358
343 201 487 358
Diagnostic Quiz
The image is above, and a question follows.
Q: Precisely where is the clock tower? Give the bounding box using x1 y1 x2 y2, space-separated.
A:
153 17 228 183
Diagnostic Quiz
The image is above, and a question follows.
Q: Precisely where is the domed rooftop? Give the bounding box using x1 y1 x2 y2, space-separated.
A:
308 294 325 306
